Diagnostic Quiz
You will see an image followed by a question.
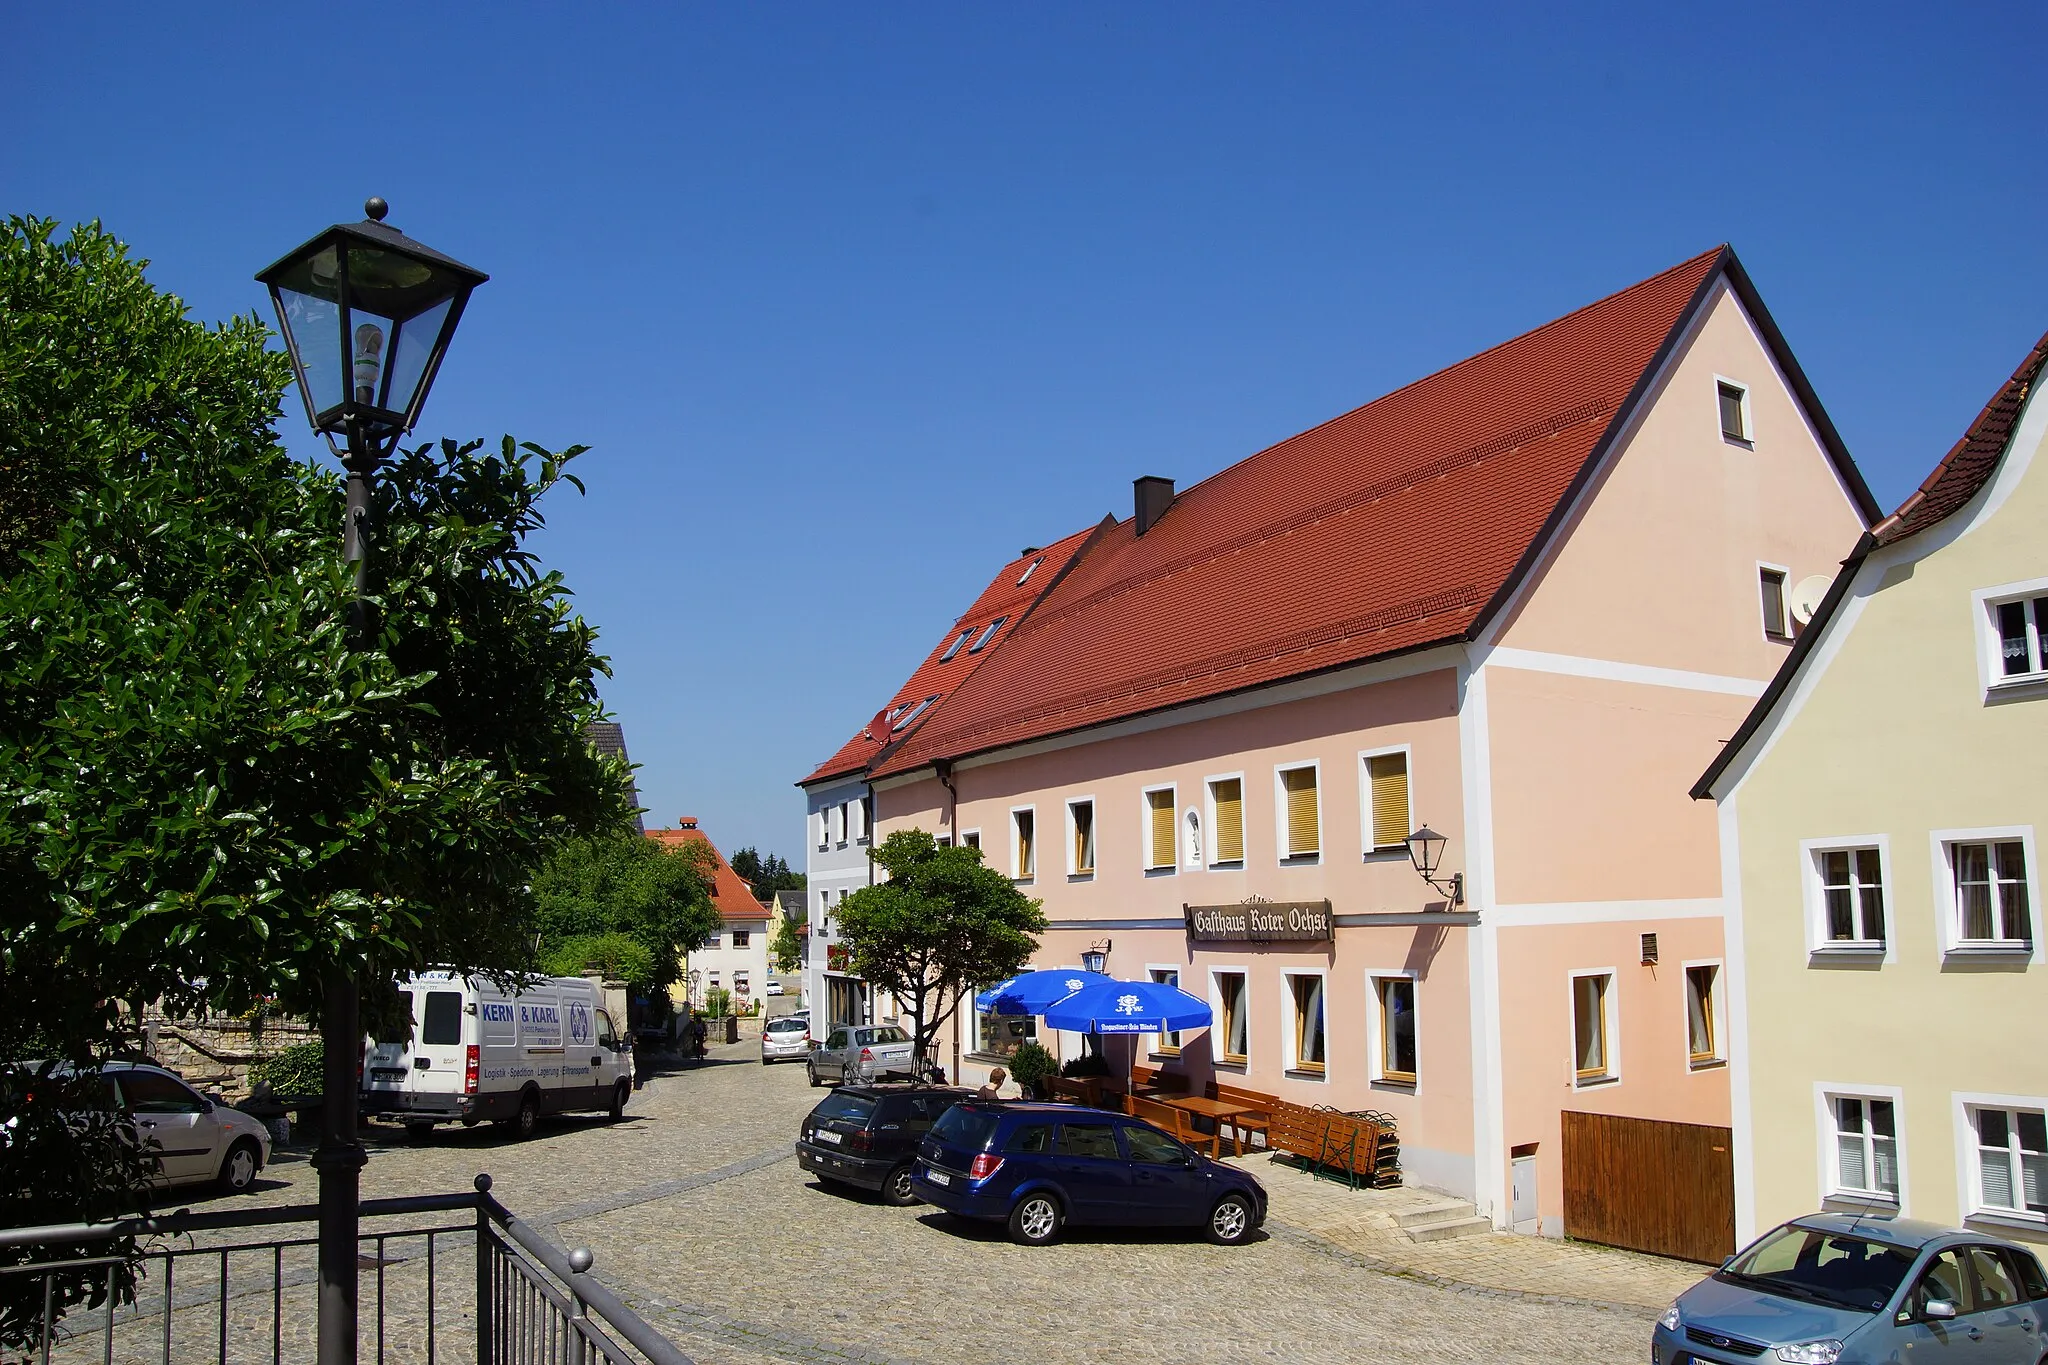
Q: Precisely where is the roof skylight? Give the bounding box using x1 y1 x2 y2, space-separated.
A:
1016 556 1044 586
968 616 1007 653
891 694 939 732
938 627 974 663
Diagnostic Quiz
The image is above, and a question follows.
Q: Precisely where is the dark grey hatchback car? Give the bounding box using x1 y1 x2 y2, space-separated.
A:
795 1085 970 1205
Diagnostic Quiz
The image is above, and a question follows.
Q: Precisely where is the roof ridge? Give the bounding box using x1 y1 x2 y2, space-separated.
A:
1873 328 2048 545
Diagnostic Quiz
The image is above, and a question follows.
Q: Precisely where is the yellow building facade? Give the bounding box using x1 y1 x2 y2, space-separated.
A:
1698 332 2048 1247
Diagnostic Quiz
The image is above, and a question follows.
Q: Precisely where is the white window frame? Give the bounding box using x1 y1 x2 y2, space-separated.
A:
1814 1082 1907 1211
1930 827 2041 962
960 827 981 854
1204 771 1247 869
834 803 848 849
1567 968 1620 1088
1953 1091 2048 1229
1365 968 1420 1091
815 810 829 853
1208 965 1251 1067
1357 744 1414 856
1680 957 1726 1070
1282 968 1329 1079
1145 963 1184 1056
1065 796 1097 879
1972 575 2048 697
1799 835 1894 962
856 795 872 846
1758 560 1792 640
1274 760 1322 864
1009 805 1036 882
1714 374 1753 445
1141 782 1178 875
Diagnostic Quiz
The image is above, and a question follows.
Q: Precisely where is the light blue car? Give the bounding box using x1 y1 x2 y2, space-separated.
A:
1653 1213 2048 1365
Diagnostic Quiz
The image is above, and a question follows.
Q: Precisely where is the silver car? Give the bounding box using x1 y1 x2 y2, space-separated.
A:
760 1015 811 1064
806 1024 916 1087
98 1062 273 1194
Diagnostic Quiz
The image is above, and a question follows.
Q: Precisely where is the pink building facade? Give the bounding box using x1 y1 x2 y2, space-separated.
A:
819 248 1876 1236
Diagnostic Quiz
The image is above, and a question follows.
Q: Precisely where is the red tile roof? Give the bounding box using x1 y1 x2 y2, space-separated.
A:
874 247 1862 777
1874 327 2048 546
646 819 763 925
798 520 1108 786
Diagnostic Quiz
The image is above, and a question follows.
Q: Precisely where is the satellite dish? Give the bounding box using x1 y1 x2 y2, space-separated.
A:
862 708 892 742
1789 575 1832 626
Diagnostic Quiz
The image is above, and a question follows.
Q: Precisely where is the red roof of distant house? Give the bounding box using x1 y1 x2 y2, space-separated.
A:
874 247 1873 778
646 818 764 925
798 520 1107 786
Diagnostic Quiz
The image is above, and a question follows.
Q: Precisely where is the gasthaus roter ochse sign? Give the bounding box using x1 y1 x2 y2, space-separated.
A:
1183 895 1334 944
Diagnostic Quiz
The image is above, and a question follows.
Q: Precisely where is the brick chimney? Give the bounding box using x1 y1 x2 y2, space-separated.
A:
1134 476 1175 536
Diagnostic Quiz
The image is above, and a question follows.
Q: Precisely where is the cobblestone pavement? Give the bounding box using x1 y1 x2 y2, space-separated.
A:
108 1038 1692 1363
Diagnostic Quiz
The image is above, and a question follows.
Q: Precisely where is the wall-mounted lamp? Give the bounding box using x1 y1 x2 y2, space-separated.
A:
1081 941 1112 974
1403 826 1465 909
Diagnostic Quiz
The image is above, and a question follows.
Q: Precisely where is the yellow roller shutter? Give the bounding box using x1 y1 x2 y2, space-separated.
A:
1282 767 1319 857
1369 752 1410 851
1147 789 1175 868
1212 779 1244 863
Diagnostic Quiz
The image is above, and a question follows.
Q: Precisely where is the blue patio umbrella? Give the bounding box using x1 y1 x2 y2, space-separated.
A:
975 968 1115 1015
1042 980 1213 1035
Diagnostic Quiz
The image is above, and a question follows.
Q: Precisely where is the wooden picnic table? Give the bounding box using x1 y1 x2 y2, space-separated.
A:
1161 1095 1263 1156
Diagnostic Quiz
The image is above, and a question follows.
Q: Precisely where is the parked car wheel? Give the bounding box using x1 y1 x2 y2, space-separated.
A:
1206 1193 1255 1246
1008 1192 1063 1246
217 1139 261 1194
512 1089 540 1139
882 1163 919 1207
807 1062 821 1088
609 1081 629 1121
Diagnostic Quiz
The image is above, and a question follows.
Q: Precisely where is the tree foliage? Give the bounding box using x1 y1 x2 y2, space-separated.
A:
835 829 1044 1063
540 931 655 986
728 847 804 898
769 906 804 976
529 831 718 998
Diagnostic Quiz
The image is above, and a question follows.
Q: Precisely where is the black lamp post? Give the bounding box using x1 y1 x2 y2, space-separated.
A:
1403 825 1465 909
257 198 486 1365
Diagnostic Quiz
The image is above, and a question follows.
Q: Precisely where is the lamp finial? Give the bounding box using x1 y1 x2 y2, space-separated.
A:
364 196 389 222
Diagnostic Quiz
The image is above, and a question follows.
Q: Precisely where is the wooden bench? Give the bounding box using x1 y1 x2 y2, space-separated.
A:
1203 1081 1276 1149
1268 1101 1385 1189
1127 1095 1219 1157
1046 1076 1094 1105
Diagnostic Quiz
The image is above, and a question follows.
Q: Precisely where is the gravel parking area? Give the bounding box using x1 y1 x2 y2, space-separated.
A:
153 1038 1661 1364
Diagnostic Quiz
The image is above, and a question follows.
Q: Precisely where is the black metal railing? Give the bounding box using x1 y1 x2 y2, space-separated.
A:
0 1174 690 1365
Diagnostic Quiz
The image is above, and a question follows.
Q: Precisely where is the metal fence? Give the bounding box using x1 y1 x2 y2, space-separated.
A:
0 1174 690 1365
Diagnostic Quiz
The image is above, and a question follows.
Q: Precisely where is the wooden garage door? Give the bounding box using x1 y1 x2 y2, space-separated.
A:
1561 1111 1735 1264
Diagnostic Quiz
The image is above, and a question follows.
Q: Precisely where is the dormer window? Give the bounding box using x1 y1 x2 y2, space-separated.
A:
938 627 974 663
968 616 1007 653
891 695 938 732
1016 556 1044 587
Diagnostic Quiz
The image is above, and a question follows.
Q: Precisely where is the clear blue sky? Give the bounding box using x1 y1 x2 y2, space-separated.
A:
6 5 2043 861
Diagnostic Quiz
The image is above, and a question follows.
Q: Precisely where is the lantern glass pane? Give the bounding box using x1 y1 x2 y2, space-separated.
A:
278 282 345 418
346 309 397 412
385 296 453 420
347 245 448 323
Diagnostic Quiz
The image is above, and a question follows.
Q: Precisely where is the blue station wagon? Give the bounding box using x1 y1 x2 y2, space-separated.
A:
910 1101 1267 1246
1654 1214 2048 1365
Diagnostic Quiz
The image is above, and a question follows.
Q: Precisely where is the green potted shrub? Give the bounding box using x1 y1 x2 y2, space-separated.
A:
1059 1052 1110 1079
1008 1041 1058 1099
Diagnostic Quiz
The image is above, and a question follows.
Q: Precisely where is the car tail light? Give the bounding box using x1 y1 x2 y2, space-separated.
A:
968 1153 1004 1180
859 1047 874 1063
464 1046 480 1095
849 1130 872 1153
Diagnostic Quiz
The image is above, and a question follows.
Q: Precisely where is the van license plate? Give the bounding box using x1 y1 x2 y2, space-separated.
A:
371 1069 405 1082
926 1169 949 1186
816 1130 842 1145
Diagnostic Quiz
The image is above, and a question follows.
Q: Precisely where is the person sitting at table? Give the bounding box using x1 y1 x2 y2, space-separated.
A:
974 1067 1008 1100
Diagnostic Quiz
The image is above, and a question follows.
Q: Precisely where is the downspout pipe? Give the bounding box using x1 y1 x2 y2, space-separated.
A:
934 759 958 841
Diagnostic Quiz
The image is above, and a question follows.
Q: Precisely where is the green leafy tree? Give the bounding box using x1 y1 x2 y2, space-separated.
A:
540 931 655 986
769 906 804 975
530 831 719 1001
0 216 631 1341
835 829 1045 1063
728 847 804 898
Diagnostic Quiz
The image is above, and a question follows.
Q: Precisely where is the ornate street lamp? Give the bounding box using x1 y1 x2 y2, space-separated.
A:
256 198 485 1365
1403 825 1465 908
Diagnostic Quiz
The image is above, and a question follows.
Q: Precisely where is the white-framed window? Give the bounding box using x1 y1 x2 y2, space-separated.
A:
1816 1085 1902 1205
1684 960 1725 1068
1974 577 2048 690
1148 966 1182 1054
1367 971 1418 1087
1569 970 1619 1086
1802 838 1890 955
1759 563 1791 640
1275 761 1321 862
834 803 848 848
961 828 981 853
1065 797 1095 878
1205 773 1246 867
1716 375 1752 444
815 810 829 853
1359 747 1411 854
1283 970 1327 1077
1933 829 2036 957
1142 784 1177 872
857 795 873 846
1010 806 1035 881
1211 968 1250 1065
1957 1095 2048 1223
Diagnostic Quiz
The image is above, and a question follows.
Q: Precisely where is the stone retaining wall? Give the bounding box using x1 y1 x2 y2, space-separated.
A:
140 1011 316 1099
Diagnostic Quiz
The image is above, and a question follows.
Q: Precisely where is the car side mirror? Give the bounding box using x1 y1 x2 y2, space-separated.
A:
1923 1299 1958 1321
201 1099 215 1114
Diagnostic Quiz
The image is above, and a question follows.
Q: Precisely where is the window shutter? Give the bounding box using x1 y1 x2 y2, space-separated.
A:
1147 790 1175 868
1368 753 1410 851
1282 768 1319 856
1212 780 1244 863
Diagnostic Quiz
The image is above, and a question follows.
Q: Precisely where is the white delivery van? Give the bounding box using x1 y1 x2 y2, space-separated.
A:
361 970 632 1139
